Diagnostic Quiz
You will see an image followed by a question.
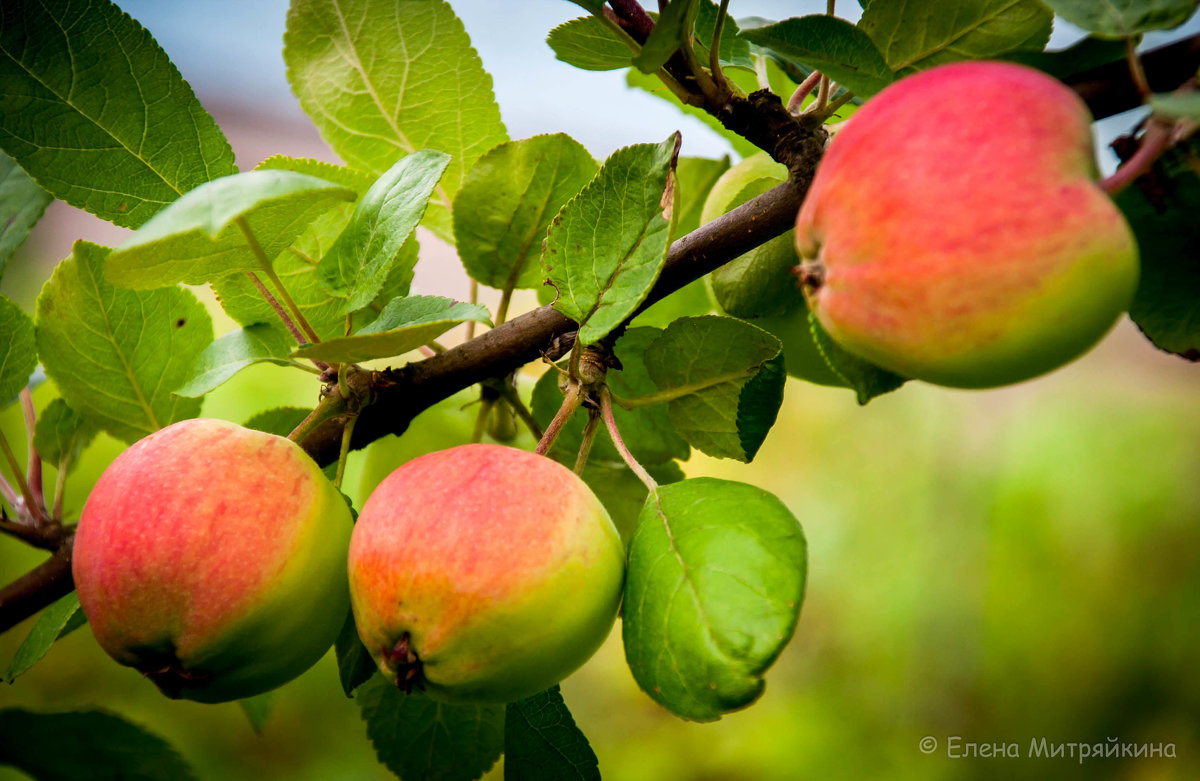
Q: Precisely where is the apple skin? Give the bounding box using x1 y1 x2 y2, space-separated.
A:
73 418 353 703
348 443 625 703
796 61 1139 388
700 153 844 387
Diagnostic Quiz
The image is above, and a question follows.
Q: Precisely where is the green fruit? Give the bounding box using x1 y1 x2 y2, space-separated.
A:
73 418 353 703
796 61 1139 388
348 444 625 703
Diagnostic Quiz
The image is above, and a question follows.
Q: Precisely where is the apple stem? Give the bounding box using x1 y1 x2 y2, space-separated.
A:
600 387 657 492
1100 118 1175 195
788 71 823 114
575 408 601 475
471 399 494 444
1124 36 1153 98
535 382 584 457
465 280 480 341
334 414 356 490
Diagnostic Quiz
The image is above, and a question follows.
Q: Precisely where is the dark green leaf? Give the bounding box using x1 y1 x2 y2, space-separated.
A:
320 150 449 313
532 328 690 467
693 1 754 69
633 0 701 73
36 242 213 443
1003 36 1129 80
175 324 297 398
239 693 273 735
0 151 52 277
859 0 1053 74
284 0 508 243
623 478 807 722
0 293 36 407
336 610 377 697
5 593 85 683
105 170 355 289
574 458 686 544
1041 0 1199 37
293 296 491 364
545 134 678 345
1115 142 1200 359
740 16 895 97
32 398 97 469
357 676 504 781
504 686 600 781
643 316 785 462
0 0 237 228
810 313 907 404
0 708 199 780
455 134 598 291
548 16 633 71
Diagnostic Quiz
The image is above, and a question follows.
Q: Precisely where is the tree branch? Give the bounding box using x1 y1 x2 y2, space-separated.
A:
0 536 74 633
1066 33 1200 120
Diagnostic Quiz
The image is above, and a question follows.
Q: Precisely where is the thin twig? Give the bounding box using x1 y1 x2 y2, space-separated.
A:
0 429 38 521
788 71 823 113
575 409 601 475
471 399 494 444
600 387 657 492
236 217 322 345
1100 118 1176 194
333 415 356 490
1125 36 1152 98
465 280 480 341
709 0 732 93
535 383 583 457
18 389 44 520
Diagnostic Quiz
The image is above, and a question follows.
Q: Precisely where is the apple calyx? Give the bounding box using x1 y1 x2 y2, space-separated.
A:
383 633 425 694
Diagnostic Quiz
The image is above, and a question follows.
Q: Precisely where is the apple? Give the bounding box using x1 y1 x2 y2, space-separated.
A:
348 443 625 703
72 418 353 703
700 153 844 386
795 61 1139 388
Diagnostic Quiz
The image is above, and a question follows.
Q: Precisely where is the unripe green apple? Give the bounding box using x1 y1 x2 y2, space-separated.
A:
73 418 353 703
700 153 843 386
796 61 1139 388
348 443 625 703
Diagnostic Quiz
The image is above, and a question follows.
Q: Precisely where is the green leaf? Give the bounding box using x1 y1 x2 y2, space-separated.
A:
531 328 690 468
455 134 598 292
1003 36 1128 80
32 398 97 469
0 708 199 780
504 686 600 781
545 134 678 345
175 324 297 398
284 0 508 243
740 16 895 97
0 293 36 407
623 477 807 722
859 0 1053 74
0 151 52 277
1115 141 1200 360
293 296 491 364
670 155 731 242
5 593 85 683
810 313 907 404
574 458 686 544
239 692 274 735
0 0 237 228
335 610 377 698
257 155 377 195
105 170 355 288
548 16 634 71
709 177 806 319
320 150 449 313
357 676 504 781
643 316 784 462
693 1 754 69
1040 0 1199 37
35 242 213 443
633 0 701 73
1150 92 1200 120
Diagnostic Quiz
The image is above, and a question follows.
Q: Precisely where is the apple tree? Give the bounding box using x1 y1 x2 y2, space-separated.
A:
0 0 1198 778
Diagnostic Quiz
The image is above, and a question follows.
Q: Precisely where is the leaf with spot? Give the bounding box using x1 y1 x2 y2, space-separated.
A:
858 0 1053 75
544 134 679 345
284 0 508 243
35 242 213 444
319 150 449 313
0 709 198 780
0 0 236 228
0 151 52 278
175 324 298 398
293 296 491 364
105 170 355 289
643 316 785 462
740 15 895 97
5 593 86 683
504 686 600 781
357 676 504 781
623 477 807 722
1040 0 1199 37
0 293 36 407
454 134 598 293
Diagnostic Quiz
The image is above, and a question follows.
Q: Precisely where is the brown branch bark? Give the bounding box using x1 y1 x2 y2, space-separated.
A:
0 536 73 633
1066 34 1200 120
